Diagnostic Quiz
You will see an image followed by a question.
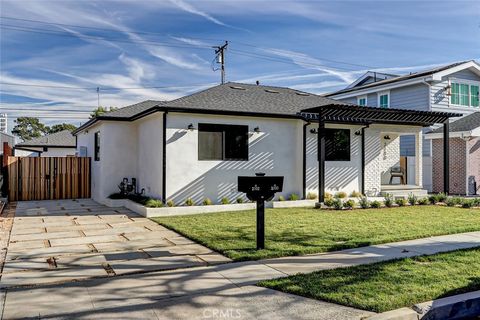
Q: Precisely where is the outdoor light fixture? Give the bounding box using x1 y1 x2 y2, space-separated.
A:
310 128 318 134
254 126 261 133
384 135 391 140
354 130 362 136
187 123 195 131
445 84 452 96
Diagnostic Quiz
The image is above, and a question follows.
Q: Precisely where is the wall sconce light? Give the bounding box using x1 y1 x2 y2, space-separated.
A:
187 123 195 131
253 126 261 133
354 130 362 136
445 84 452 96
384 135 391 140
310 128 318 134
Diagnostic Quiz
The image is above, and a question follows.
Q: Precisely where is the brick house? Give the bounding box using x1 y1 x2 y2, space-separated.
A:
426 112 480 195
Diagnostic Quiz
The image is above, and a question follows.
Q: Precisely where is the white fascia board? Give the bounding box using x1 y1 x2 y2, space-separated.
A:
431 61 480 81
329 76 432 100
425 131 472 140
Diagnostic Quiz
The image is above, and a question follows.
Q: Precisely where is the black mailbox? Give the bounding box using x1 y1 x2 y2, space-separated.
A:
238 173 284 249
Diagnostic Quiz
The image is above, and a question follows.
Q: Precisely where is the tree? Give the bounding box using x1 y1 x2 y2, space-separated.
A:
48 123 77 133
12 117 49 141
90 106 118 119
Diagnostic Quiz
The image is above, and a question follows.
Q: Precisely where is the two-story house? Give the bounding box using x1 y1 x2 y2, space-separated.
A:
327 60 480 193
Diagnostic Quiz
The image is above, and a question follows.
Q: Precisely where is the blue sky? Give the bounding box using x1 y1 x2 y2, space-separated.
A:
0 0 479 132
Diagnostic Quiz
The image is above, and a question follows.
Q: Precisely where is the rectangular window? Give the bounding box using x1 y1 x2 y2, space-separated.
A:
198 124 248 161
94 132 100 161
325 129 350 161
471 85 479 107
451 81 480 107
379 93 389 108
357 97 367 106
451 82 460 105
459 83 469 106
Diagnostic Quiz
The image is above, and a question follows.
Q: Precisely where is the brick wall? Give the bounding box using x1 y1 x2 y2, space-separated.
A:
468 137 480 195
432 138 466 195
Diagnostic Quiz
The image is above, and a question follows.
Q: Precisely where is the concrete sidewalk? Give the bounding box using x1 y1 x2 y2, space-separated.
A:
3 231 480 319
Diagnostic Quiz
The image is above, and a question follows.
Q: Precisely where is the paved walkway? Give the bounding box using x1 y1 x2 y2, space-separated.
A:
0 200 230 288
3 227 480 319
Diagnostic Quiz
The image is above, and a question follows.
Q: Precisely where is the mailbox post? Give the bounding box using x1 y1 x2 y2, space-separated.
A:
238 173 284 250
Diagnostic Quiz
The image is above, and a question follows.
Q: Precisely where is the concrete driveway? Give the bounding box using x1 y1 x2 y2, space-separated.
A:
0 199 230 288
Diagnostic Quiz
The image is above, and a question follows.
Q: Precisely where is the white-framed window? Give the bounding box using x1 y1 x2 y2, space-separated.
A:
378 91 389 108
357 96 367 106
450 79 479 108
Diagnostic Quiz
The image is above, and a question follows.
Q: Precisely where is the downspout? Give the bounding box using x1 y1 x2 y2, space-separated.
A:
461 133 471 196
162 111 168 203
302 121 310 199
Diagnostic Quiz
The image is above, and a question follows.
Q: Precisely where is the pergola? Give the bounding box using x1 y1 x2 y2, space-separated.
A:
300 104 462 202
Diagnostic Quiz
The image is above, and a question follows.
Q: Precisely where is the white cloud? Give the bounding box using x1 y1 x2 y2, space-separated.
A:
167 0 229 27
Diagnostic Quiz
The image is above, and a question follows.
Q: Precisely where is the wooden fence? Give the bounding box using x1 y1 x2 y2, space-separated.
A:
7 157 91 201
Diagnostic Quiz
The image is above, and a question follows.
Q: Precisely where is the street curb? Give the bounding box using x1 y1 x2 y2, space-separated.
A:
413 290 480 320
365 290 480 320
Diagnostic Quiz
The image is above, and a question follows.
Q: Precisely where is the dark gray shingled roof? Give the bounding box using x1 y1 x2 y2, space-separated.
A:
163 82 354 115
430 112 480 134
101 100 166 118
73 82 354 134
325 61 473 96
17 130 76 147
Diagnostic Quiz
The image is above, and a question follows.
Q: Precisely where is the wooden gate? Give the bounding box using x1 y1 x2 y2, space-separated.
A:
7 157 91 201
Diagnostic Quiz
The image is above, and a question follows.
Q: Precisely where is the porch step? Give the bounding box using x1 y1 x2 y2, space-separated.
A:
380 187 428 198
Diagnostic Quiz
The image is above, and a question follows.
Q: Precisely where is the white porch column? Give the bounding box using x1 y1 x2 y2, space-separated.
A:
415 130 423 187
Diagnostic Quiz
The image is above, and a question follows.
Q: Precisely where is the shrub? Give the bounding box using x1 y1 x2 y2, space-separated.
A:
166 200 175 207
384 194 394 208
108 192 125 199
437 192 448 203
221 197 230 205
407 193 417 206
462 199 475 208
429 194 439 205
446 197 463 207
236 197 244 204
289 193 299 201
325 192 333 200
185 198 195 206
145 199 164 208
343 199 356 209
359 196 370 209
395 198 407 207
370 200 382 208
203 198 212 206
350 191 362 198
324 198 335 207
278 195 285 201
417 197 429 205
306 192 317 200
473 198 480 207
335 191 348 199
332 198 343 210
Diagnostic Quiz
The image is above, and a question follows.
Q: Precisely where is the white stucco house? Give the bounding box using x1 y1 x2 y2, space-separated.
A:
74 83 459 205
15 130 76 157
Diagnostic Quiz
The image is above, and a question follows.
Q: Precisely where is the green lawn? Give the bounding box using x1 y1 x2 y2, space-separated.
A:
259 248 480 313
152 206 480 261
